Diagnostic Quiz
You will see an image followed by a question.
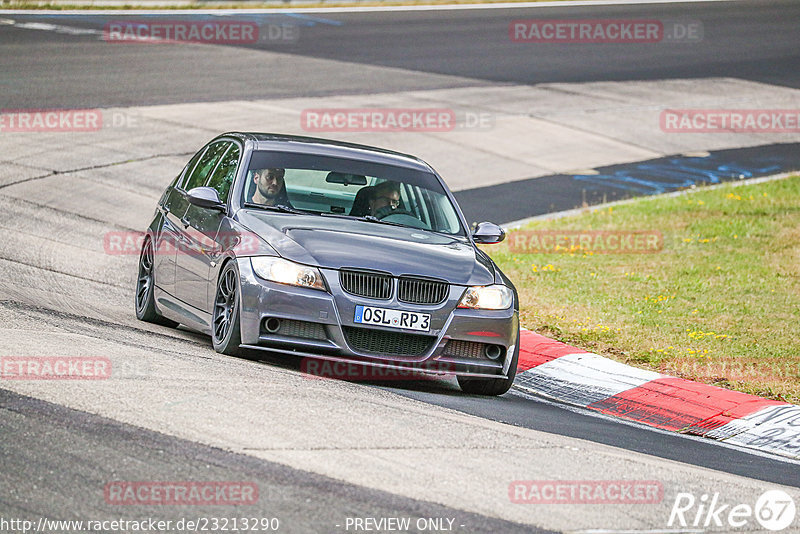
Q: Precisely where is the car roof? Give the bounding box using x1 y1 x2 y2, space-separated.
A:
217 132 433 173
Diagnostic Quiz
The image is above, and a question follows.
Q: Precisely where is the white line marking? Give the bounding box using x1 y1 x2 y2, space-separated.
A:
575 530 705 533
0 0 740 16
517 351 661 406
509 387 800 465
708 404 800 459
2 19 100 35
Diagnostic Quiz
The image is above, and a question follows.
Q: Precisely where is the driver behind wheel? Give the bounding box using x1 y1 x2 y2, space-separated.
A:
368 180 401 217
250 168 292 207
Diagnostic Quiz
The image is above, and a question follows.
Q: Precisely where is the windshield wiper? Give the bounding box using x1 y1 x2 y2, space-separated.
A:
359 215 464 238
357 215 408 228
313 212 401 227
243 202 308 214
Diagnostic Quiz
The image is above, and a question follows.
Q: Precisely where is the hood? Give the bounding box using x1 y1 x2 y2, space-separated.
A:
237 210 495 286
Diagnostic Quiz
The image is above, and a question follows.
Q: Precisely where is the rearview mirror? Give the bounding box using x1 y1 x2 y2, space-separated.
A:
325 172 367 186
186 187 226 211
472 222 505 244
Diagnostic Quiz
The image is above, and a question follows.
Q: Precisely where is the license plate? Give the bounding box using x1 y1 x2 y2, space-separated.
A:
354 305 430 332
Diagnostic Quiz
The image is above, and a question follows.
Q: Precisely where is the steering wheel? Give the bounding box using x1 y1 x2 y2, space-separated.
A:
374 206 414 219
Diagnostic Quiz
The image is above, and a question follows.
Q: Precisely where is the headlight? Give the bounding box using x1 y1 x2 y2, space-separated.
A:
250 257 326 291
458 284 513 310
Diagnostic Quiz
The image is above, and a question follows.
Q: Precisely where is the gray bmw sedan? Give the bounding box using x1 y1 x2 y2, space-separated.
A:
136 133 519 395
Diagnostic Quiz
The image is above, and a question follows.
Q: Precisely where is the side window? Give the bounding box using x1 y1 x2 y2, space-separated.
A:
206 144 240 203
177 148 207 191
405 184 430 227
183 142 229 192
158 173 181 207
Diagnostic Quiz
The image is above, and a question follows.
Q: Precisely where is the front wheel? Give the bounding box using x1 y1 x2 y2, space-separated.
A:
135 238 179 328
212 262 243 356
457 330 519 396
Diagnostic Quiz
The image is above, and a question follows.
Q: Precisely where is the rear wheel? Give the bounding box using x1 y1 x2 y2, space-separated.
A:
135 238 179 328
457 329 519 396
212 262 243 356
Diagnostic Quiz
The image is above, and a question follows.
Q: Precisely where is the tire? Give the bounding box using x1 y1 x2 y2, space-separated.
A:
211 261 244 356
457 328 519 396
135 237 179 328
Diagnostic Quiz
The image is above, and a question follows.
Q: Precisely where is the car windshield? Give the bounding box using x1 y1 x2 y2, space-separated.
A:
242 150 465 236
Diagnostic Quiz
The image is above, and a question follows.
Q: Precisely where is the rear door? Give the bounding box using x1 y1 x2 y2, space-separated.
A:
175 141 236 312
153 148 205 296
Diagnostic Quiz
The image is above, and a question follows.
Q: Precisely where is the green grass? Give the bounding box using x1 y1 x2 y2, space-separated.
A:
487 175 800 403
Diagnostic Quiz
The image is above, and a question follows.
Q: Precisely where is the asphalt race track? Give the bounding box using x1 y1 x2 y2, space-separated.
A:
455 142 800 224
1 388 549 534
1 1 799 532
1 0 799 108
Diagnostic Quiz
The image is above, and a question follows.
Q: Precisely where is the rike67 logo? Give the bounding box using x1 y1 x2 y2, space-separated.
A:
669 489 796 531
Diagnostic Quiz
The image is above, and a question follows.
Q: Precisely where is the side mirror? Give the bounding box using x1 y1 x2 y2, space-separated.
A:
186 187 226 211
472 221 505 244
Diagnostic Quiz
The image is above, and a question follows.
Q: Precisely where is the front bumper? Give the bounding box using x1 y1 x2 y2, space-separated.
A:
237 258 518 379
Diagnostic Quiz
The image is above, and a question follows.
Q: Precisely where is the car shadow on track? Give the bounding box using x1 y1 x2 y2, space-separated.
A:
239 346 471 395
